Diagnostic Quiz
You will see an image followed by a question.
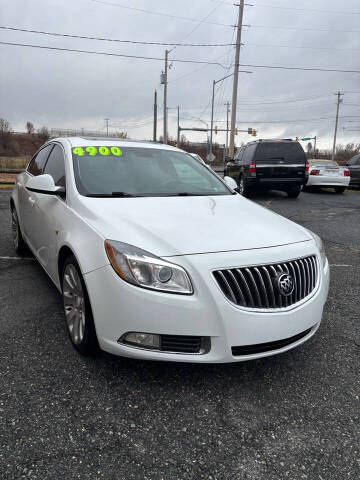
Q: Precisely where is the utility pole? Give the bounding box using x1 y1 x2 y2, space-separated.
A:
210 72 250 158
177 106 180 147
105 118 109 137
313 135 317 159
229 0 245 158
153 90 157 142
332 92 343 161
210 80 216 157
163 49 169 144
225 102 230 157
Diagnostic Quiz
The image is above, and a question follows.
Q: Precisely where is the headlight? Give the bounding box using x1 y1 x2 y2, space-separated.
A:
104 240 193 294
307 230 327 267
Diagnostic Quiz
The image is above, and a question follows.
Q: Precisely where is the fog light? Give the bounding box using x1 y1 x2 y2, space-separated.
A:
121 332 160 349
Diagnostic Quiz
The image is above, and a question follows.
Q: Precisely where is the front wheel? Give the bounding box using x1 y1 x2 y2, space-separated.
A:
287 187 301 198
335 187 345 194
62 255 99 355
11 206 28 255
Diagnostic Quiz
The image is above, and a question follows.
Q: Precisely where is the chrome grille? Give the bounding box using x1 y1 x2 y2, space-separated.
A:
213 256 318 309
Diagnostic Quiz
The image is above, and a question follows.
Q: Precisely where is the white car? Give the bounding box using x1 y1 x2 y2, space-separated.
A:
11 137 329 363
306 159 350 193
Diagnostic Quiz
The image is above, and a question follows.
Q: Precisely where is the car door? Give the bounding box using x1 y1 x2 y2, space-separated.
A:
226 147 244 180
348 155 360 186
33 143 67 278
18 144 54 248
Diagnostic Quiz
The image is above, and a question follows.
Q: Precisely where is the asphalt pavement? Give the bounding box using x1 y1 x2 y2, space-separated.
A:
0 188 359 480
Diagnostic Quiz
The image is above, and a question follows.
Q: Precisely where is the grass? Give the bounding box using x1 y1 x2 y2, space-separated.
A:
0 156 30 169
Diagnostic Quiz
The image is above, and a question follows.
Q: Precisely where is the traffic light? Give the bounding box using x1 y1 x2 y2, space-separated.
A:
251 129 257 137
235 128 238 136
214 126 218 134
248 127 253 134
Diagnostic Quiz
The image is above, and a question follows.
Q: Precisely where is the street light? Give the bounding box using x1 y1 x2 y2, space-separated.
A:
209 71 252 158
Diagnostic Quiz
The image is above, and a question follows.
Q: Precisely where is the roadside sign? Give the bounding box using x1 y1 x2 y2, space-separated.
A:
301 137 312 141
206 153 216 163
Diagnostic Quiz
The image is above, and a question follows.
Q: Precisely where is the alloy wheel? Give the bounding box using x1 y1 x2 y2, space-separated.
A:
63 264 86 345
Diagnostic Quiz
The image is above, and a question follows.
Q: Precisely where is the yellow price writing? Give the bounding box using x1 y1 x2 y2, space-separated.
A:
72 146 123 157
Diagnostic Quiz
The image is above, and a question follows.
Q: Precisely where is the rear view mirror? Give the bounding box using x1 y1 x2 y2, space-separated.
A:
26 174 65 197
223 176 239 192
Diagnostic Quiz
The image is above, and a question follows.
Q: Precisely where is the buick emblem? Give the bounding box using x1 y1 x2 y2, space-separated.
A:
277 273 294 297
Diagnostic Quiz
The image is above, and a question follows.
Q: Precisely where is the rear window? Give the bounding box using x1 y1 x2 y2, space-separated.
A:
254 142 306 163
310 161 338 168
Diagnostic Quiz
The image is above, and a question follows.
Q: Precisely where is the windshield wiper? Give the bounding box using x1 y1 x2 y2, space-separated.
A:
86 192 140 198
167 192 210 196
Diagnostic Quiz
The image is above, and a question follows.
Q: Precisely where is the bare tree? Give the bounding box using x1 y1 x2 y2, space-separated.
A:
37 126 50 142
0 118 13 149
115 131 128 139
26 121 35 134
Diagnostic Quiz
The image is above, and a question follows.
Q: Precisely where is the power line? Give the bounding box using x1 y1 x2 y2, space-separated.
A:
209 0 360 14
91 0 232 27
253 3 360 15
238 93 332 105
2 41 358 74
0 41 228 67
244 42 360 53
239 63 360 74
176 0 228 45
0 26 234 47
248 25 360 33
216 117 335 124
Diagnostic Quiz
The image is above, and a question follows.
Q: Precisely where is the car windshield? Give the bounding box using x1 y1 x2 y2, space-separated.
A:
72 146 231 197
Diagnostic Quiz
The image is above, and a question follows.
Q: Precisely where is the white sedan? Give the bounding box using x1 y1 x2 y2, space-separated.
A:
306 159 350 193
11 137 329 362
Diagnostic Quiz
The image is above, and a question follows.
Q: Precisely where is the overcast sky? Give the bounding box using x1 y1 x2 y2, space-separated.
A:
0 0 359 150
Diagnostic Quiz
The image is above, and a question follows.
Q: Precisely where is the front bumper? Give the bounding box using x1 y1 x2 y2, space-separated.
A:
84 241 329 363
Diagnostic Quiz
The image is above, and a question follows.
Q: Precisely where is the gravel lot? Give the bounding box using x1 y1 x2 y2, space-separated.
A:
0 188 359 480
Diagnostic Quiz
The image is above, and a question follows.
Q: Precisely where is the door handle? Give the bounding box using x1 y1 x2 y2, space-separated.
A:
28 197 36 207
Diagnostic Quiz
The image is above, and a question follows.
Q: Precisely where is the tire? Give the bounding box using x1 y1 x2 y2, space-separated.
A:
61 255 99 356
335 187 345 194
287 187 301 198
11 205 28 255
238 176 251 197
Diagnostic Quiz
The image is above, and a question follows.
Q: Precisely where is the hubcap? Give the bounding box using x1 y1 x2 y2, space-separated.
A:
63 264 86 345
11 209 19 249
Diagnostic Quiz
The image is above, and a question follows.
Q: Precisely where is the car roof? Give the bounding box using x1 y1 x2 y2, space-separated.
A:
53 136 182 152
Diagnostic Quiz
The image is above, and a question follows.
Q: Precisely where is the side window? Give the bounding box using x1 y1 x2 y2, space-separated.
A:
348 155 360 165
43 144 66 187
27 145 53 176
242 144 257 164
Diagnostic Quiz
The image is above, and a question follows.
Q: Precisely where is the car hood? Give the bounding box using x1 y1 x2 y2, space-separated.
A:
76 194 311 257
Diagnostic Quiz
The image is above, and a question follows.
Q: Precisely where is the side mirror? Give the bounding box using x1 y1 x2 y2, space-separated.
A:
223 176 239 192
26 174 65 197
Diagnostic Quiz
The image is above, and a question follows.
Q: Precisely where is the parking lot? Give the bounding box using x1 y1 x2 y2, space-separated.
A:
0 188 359 480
